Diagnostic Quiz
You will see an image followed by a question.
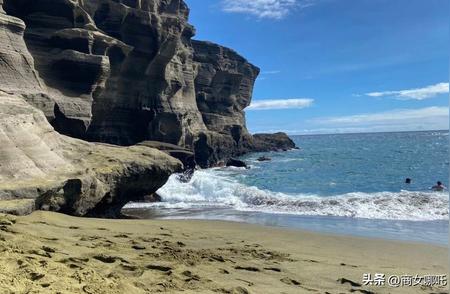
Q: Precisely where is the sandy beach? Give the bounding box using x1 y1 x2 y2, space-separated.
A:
0 211 447 294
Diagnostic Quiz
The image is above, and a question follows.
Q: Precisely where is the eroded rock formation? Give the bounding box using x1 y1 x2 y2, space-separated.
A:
0 0 296 216
0 5 181 217
2 0 295 165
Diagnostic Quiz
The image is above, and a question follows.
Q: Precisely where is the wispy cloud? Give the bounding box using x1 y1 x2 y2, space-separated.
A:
365 83 449 100
222 0 316 20
248 106 449 134
247 98 314 110
312 107 448 125
304 107 449 134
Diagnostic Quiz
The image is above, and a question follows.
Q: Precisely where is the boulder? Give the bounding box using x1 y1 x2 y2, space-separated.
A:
257 156 272 162
253 133 296 152
0 93 181 217
226 159 248 168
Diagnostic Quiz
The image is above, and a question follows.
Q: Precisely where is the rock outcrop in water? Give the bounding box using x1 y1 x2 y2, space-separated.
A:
253 133 297 152
0 0 296 216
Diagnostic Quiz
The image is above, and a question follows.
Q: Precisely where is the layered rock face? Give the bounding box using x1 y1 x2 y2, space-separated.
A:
2 0 295 168
0 6 181 217
4 0 207 146
0 92 181 217
192 40 260 167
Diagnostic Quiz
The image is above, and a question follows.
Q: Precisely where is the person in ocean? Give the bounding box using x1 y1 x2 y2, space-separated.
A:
432 181 446 192
405 178 411 184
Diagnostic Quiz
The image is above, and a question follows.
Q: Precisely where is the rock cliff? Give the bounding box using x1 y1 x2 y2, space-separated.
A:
2 0 295 165
0 0 295 215
0 5 181 217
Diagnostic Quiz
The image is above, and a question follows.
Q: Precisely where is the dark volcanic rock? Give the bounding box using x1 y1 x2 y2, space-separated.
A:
253 133 296 152
226 159 247 168
192 40 260 166
257 156 272 162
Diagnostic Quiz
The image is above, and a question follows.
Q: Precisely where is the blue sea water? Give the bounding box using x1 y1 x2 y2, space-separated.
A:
124 131 449 245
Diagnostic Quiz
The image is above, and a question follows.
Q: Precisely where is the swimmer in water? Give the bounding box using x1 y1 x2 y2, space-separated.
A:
432 181 446 192
405 178 411 184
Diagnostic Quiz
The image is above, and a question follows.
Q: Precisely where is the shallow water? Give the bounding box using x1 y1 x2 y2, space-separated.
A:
124 131 449 245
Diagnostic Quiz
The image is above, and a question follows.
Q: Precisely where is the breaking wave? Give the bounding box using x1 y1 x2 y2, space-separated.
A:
125 169 449 221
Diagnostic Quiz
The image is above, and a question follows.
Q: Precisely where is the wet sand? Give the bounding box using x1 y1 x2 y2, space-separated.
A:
0 211 447 293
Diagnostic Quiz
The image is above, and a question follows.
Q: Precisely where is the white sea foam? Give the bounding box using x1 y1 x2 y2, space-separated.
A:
125 170 449 221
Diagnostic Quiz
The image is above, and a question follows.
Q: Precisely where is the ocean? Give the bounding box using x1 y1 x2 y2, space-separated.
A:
124 131 449 245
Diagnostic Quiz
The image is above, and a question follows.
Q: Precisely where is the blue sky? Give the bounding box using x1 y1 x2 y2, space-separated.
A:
185 0 449 134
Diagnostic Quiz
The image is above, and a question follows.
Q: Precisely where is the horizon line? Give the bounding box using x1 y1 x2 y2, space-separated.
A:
252 129 449 137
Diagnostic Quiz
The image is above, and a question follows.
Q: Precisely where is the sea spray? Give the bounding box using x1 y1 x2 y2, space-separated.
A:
125 169 449 221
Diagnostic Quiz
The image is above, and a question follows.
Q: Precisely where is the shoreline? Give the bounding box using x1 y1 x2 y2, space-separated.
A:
122 207 450 247
0 211 447 293
123 187 449 247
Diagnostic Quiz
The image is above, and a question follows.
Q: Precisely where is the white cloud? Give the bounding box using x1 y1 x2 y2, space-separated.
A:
365 83 449 100
222 0 316 19
247 98 314 110
305 107 449 134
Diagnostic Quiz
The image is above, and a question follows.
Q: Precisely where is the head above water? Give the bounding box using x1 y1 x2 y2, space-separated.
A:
437 181 442 186
405 178 411 184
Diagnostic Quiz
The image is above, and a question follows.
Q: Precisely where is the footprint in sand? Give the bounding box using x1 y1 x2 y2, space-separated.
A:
234 266 260 272
182 270 201 282
60 257 89 264
42 246 56 253
114 234 129 238
93 255 117 263
146 264 172 272
210 255 226 262
303 259 319 263
0 219 14 226
159 233 173 237
233 287 250 294
29 272 45 281
236 278 254 287
28 249 52 258
264 267 281 272
340 263 358 268
120 264 140 272
280 277 301 286
93 254 128 264
337 277 362 287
